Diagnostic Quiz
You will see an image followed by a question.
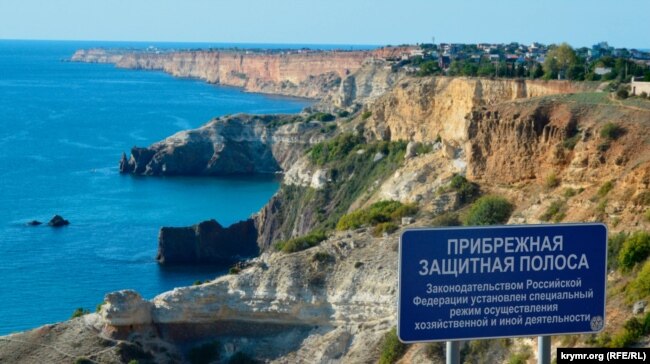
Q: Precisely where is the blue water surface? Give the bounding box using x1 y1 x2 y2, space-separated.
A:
0 40 313 334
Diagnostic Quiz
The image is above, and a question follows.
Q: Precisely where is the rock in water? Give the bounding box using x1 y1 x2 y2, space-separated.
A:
48 215 69 227
27 220 42 226
157 219 258 265
119 152 133 174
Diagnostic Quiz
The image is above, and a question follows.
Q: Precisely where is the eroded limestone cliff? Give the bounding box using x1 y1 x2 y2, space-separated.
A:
71 47 412 99
362 77 595 143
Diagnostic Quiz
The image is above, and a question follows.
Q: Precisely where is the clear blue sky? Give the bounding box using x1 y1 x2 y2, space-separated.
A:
0 0 648 48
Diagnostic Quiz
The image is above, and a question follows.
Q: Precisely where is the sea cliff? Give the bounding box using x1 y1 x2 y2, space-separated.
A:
3 67 650 363
71 47 412 99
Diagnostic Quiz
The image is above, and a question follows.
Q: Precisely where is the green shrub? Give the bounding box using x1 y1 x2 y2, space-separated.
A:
309 133 365 165
276 230 328 253
600 122 624 140
562 133 580 150
464 196 514 226
361 110 372 120
618 231 650 270
630 259 650 300
71 307 90 319
128 360 139 364
646 209 650 222
508 351 531 364
449 174 480 204
336 200 417 231
598 181 614 198
544 173 561 189
432 212 461 227
96 302 106 313
354 261 364 268
610 317 644 348
643 311 650 334
539 200 566 222
228 267 241 275
378 328 407 364
563 188 577 198
607 232 628 270
372 222 399 237
337 110 350 118
187 341 221 364
616 88 629 100
307 112 335 122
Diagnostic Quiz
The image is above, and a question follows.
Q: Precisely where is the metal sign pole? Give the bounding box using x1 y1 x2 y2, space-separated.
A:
446 340 460 364
538 336 551 364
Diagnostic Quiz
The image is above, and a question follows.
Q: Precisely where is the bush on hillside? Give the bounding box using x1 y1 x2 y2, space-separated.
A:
336 200 417 231
449 174 480 204
544 173 561 189
600 123 624 140
432 212 461 227
275 230 328 253
630 259 650 300
372 222 399 237
307 112 335 122
597 181 614 198
618 231 650 270
309 133 365 165
464 196 514 226
71 307 90 319
539 200 566 222
378 328 407 364
607 232 628 270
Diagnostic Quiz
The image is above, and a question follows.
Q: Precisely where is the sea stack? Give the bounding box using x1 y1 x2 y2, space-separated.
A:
48 215 69 227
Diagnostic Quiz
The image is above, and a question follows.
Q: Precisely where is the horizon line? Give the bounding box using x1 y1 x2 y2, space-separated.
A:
1 38 648 50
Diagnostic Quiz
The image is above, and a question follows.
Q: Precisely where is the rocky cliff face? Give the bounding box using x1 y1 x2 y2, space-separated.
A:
157 219 258 265
362 77 594 143
319 59 406 110
120 114 324 176
72 48 411 100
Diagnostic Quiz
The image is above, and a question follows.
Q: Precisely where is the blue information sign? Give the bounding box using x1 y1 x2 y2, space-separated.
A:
398 223 607 343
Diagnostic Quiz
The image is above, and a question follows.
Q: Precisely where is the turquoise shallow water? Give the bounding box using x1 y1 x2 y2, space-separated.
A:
0 40 315 335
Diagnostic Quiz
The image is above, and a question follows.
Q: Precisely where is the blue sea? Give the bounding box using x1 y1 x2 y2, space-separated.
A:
0 40 319 335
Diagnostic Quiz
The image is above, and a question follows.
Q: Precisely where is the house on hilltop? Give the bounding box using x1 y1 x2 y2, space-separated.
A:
631 77 650 96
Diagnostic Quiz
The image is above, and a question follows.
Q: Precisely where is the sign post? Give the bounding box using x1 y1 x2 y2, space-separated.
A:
446 341 460 364
398 223 607 362
538 335 551 364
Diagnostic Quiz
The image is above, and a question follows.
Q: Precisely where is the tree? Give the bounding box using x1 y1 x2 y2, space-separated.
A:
544 43 577 79
417 60 440 76
531 64 544 79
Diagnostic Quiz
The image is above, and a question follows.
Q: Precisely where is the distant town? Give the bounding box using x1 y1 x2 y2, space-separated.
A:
381 41 650 83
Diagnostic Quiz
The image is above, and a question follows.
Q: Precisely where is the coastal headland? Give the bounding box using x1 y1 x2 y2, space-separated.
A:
2 45 650 363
